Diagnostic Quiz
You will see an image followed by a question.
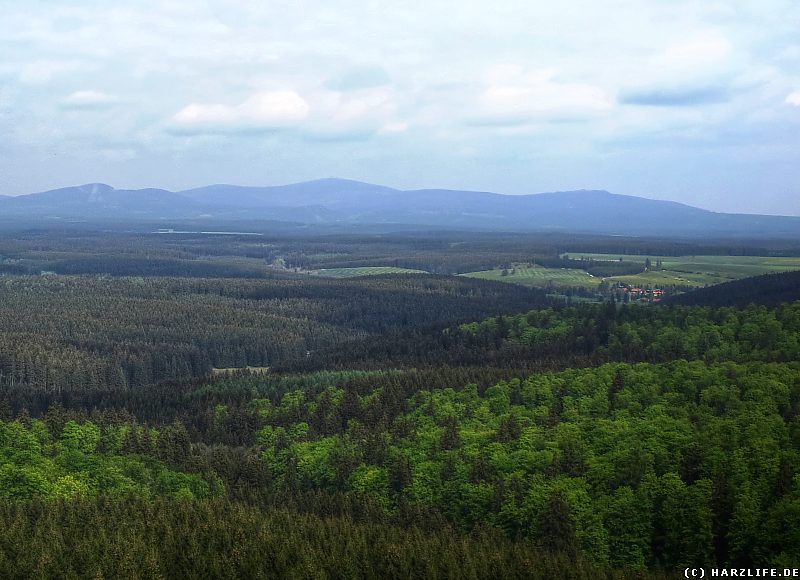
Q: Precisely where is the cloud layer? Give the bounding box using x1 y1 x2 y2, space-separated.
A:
1 0 799 214
172 91 310 133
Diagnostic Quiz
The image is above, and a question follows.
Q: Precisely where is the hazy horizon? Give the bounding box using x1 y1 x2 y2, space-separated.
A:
2 1 799 215
5 177 800 219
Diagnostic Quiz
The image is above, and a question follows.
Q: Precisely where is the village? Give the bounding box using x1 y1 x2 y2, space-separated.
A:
611 282 666 303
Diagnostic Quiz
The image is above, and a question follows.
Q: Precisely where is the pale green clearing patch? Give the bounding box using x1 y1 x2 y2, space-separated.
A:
563 252 800 276
211 366 270 377
311 267 428 278
606 271 711 288
460 265 599 289
463 254 800 291
561 253 800 286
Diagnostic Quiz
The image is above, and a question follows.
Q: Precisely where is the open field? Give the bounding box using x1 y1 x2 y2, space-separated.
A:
571 253 800 289
460 265 599 289
563 253 800 278
310 266 428 277
463 254 800 292
605 270 712 288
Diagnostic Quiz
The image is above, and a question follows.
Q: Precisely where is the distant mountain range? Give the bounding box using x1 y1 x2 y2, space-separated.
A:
1 178 799 238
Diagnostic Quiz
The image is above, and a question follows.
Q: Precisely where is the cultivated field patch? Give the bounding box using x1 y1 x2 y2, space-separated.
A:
310 266 428 278
461 265 599 289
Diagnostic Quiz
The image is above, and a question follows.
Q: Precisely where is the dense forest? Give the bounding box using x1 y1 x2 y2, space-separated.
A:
2 228 798 278
251 360 800 568
0 274 547 400
668 270 800 308
0 230 798 577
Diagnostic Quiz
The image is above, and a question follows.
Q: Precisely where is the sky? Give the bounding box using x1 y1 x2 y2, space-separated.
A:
1 0 799 215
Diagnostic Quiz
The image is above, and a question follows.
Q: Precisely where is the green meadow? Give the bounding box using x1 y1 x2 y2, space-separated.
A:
311 266 428 278
464 254 800 292
564 253 800 278
460 264 599 289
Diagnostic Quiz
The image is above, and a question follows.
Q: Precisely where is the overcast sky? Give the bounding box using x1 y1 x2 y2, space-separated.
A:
1 0 799 214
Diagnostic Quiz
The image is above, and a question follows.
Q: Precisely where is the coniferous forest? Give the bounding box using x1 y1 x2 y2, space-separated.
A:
1 229 799 578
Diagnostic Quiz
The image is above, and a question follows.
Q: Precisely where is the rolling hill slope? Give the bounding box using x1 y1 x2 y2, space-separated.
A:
2 178 799 238
665 270 800 307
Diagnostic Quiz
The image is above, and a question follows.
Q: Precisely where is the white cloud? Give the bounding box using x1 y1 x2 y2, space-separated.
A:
380 121 408 134
172 91 309 132
172 87 403 140
473 65 613 126
306 88 401 138
17 60 89 85
786 91 800 106
240 92 310 123
62 90 119 109
656 29 732 72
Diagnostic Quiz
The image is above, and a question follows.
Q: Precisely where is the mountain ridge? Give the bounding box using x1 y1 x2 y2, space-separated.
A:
1 178 798 238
